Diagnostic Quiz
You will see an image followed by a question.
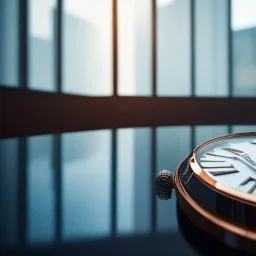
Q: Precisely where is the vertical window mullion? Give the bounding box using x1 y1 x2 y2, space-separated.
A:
151 127 157 232
113 0 118 96
151 0 157 233
191 0 196 147
191 126 195 150
191 0 196 153
191 0 195 97
111 129 117 235
111 1 118 235
152 0 157 97
19 0 28 89
18 0 28 246
228 125 232 134
228 0 232 134
18 138 27 246
57 0 63 94
55 0 63 241
228 0 233 97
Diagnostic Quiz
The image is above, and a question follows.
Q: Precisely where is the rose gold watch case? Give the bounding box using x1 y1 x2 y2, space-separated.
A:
192 132 256 206
174 132 256 253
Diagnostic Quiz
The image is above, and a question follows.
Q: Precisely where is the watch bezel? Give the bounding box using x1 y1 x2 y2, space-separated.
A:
175 158 256 251
191 132 256 206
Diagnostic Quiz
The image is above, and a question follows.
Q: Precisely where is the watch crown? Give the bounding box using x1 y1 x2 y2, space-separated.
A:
155 170 174 200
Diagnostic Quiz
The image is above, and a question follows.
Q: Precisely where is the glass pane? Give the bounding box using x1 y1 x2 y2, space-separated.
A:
157 0 191 96
62 130 111 239
117 128 151 234
232 0 256 97
195 125 229 146
118 0 152 96
156 126 191 231
0 139 19 246
0 0 19 87
195 0 228 97
63 0 112 96
27 135 55 244
28 0 57 91
232 125 256 133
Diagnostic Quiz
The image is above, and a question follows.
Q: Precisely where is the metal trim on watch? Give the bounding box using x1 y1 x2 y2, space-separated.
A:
191 132 256 206
175 159 256 242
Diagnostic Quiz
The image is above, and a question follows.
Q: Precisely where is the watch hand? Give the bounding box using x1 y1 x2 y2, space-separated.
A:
221 147 256 170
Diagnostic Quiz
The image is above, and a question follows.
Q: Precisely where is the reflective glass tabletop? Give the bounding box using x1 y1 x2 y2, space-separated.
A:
0 125 255 255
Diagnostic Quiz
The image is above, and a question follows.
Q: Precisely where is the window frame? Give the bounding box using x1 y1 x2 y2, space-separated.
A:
1 0 256 139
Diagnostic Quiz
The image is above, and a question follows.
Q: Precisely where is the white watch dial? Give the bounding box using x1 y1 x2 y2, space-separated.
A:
196 136 256 195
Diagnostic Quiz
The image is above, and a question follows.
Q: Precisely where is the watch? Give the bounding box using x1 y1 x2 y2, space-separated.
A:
155 132 256 253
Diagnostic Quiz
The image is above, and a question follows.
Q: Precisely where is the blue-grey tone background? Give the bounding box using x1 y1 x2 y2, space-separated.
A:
0 0 256 254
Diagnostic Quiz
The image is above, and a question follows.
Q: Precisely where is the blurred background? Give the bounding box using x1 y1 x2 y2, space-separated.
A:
0 0 256 254
0 0 256 95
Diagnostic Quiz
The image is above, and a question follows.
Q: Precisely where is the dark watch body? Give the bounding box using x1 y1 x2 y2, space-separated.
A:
156 132 256 253
180 156 256 228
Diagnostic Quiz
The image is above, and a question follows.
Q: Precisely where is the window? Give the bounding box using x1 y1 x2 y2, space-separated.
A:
28 0 57 91
118 0 152 96
157 0 191 96
117 128 151 234
28 135 55 244
1 0 256 98
156 126 191 231
195 0 229 96
63 0 113 96
0 138 19 246
232 0 256 97
0 0 19 87
62 130 111 239
195 125 229 145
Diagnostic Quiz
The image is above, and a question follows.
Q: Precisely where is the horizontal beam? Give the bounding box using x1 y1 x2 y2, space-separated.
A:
1 87 256 138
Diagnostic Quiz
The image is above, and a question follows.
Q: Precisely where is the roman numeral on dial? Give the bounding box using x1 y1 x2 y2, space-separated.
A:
200 156 239 176
200 160 226 163
202 164 234 169
206 153 235 159
238 176 256 194
209 170 239 176
222 147 244 154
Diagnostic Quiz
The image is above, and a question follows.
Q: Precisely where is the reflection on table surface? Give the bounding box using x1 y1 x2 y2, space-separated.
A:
0 125 255 255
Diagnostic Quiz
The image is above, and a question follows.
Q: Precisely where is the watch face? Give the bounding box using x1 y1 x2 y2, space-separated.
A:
194 133 256 200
